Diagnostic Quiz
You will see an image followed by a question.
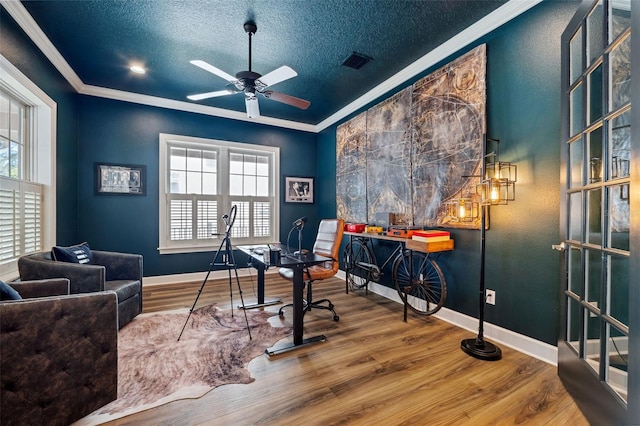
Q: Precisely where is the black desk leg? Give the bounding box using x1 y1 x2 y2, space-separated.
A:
292 268 304 345
239 262 282 310
265 267 326 356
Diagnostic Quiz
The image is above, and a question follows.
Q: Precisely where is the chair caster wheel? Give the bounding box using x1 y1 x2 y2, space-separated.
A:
333 315 340 322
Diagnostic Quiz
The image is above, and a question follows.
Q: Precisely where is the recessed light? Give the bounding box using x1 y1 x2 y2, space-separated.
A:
130 65 146 75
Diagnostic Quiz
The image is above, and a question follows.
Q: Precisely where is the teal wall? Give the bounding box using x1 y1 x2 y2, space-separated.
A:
2 1 582 345
319 1 580 345
482 1 577 344
0 7 79 244
75 96 318 276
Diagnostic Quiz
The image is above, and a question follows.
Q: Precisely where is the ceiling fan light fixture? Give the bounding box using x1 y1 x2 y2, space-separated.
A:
187 21 310 118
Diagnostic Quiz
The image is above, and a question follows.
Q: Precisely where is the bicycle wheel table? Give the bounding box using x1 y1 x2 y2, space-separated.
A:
392 250 446 318
343 239 373 291
344 231 453 321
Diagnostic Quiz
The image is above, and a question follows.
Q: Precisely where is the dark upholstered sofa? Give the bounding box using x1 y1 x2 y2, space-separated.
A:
18 250 143 329
1 279 118 426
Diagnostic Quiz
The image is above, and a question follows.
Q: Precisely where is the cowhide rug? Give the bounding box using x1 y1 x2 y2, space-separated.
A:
74 304 291 425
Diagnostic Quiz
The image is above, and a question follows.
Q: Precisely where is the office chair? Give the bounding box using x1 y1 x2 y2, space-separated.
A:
278 218 345 321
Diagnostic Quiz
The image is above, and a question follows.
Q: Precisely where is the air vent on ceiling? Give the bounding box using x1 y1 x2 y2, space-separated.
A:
342 52 373 70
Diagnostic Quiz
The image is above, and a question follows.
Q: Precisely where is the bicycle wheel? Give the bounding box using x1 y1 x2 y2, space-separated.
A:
344 240 373 291
392 250 446 315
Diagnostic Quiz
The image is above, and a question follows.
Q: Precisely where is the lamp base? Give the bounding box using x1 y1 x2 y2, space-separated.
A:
461 338 502 361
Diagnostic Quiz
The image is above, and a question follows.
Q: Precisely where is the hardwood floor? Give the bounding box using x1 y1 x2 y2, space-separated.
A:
105 273 588 425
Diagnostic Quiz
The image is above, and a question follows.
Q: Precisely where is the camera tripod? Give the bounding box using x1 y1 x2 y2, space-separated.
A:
178 205 251 341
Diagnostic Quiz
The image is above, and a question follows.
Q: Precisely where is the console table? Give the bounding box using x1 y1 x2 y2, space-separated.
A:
343 231 453 321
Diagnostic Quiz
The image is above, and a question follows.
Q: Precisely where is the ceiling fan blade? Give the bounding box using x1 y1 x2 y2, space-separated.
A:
187 90 235 101
245 96 260 118
255 66 297 89
262 91 311 110
190 60 237 82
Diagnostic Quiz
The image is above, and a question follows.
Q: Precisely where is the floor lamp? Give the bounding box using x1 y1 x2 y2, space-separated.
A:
450 137 517 361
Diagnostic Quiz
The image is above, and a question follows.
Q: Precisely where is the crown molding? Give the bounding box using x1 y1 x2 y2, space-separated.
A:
80 84 318 132
3 0 540 134
1 0 84 91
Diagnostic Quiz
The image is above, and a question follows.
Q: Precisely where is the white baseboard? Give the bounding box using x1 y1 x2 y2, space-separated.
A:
336 270 558 366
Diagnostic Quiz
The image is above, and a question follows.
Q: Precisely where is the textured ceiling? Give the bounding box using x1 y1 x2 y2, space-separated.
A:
17 0 515 127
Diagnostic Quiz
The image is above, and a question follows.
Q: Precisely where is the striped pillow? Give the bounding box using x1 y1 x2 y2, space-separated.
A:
52 242 94 264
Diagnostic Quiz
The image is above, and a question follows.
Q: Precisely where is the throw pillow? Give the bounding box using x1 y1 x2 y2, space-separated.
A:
0 280 22 301
52 242 94 264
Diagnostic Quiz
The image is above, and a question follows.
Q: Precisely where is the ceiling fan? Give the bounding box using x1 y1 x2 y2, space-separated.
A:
187 21 310 118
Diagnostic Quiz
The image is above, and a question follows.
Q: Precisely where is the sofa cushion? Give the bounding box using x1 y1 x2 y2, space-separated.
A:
52 242 94 264
0 280 22 301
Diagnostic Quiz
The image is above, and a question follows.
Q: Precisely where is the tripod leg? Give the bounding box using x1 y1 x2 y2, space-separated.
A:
177 238 225 341
228 245 252 340
228 267 234 318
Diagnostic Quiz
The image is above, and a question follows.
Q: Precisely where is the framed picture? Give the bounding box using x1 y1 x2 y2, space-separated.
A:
95 162 146 195
285 176 313 203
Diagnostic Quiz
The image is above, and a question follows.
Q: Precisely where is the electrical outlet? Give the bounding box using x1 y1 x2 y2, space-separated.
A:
486 289 496 305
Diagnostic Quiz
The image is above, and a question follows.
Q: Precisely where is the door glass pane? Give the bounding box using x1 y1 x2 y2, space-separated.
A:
570 27 583 84
610 0 631 42
587 188 602 244
588 127 603 183
585 314 601 375
567 297 581 354
569 247 583 296
608 185 629 250
608 255 629 326
588 64 603 124
586 248 602 306
610 110 631 179
571 84 584 136
587 1 604 66
570 138 583 188
569 191 583 241
610 35 631 112
607 324 628 402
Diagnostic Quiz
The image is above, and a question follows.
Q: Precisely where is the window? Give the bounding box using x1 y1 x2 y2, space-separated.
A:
0 56 56 280
0 91 25 179
159 133 279 254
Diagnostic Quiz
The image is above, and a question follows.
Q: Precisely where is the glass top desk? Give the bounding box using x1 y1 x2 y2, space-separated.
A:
237 244 332 356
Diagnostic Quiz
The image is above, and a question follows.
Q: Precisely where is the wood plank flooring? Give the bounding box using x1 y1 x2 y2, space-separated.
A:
104 273 588 425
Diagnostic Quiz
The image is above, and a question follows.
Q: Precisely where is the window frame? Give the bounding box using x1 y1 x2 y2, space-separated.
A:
0 55 56 280
158 133 280 254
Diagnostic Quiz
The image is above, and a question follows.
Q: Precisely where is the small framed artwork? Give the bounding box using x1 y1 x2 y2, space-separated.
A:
285 176 313 203
95 162 146 195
